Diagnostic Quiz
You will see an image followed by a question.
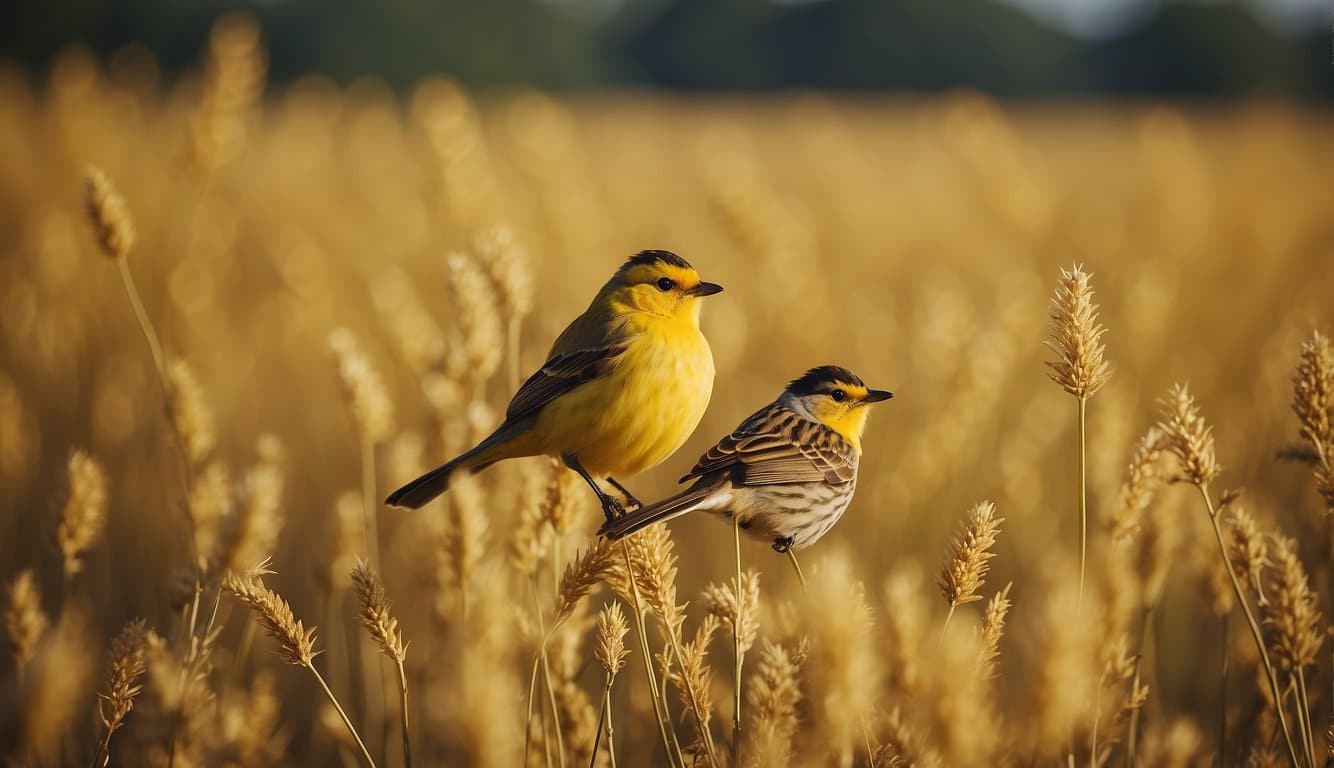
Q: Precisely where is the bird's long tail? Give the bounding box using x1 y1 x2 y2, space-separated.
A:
599 483 716 540
384 434 510 509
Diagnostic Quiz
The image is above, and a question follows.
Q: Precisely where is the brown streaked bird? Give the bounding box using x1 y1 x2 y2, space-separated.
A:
599 365 892 552
386 250 722 517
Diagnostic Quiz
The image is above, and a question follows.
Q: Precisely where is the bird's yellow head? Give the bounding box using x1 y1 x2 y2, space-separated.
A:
782 365 893 450
603 250 723 324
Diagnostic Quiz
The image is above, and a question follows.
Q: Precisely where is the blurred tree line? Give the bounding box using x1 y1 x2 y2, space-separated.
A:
1 0 1329 98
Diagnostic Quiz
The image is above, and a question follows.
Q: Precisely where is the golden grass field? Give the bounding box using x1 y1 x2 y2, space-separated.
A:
2 15 1334 767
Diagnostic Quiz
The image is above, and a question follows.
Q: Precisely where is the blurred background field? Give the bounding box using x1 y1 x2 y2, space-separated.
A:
2 2 1334 766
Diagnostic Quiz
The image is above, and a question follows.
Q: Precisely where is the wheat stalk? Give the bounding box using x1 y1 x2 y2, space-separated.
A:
589 603 630 768
352 558 411 768
1045 264 1111 601
94 619 151 766
1156 385 1298 767
222 562 376 767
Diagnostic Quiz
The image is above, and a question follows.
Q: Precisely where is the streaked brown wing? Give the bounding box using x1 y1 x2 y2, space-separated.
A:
504 343 628 424
681 401 856 486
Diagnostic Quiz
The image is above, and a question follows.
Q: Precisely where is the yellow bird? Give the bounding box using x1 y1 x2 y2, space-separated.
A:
599 365 892 552
386 250 723 516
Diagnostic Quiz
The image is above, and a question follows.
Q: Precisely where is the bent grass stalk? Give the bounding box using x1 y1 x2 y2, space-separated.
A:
1197 486 1300 767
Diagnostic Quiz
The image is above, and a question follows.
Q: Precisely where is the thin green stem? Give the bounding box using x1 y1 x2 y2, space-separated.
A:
1197 484 1301 768
309 662 378 768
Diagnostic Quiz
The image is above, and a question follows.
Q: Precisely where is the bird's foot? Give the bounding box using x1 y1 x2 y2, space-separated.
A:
771 536 795 553
600 495 628 522
605 477 643 513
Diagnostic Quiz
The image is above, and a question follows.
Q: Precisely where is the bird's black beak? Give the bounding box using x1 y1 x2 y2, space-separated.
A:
863 389 894 403
687 281 724 297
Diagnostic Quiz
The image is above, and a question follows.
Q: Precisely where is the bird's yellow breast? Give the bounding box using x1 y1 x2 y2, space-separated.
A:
533 313 714 478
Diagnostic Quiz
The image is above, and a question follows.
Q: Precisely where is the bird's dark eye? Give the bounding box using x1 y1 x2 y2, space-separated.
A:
830 389 847 402
656 277 676 292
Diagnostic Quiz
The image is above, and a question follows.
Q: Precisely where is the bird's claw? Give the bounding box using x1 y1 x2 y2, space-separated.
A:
771 536 794 553
601 496 628 521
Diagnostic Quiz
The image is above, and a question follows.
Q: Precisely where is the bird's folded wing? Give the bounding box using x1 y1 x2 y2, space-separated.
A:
504 343 628 424
682 404 856 486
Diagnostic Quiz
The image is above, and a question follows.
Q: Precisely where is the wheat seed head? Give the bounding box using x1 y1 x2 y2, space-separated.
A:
446 251 504 382
1227 505 1267 597
351 558 407 663
166 358 216 464
1109 426 1167 541
98 618 151 736
977 582 1012 679
701 569 761 653
1264 533 1321 671
1157 382 1220 486
939 500 1004 610
328 327 395 445
554 538 617 626
5 569 48 668
1044 263 1111 399
222 564 319 666
745 638 802 765
83 166 135 260
1292 330 1332 453
475 226 534 320
57 449 108 579
594 602 629 677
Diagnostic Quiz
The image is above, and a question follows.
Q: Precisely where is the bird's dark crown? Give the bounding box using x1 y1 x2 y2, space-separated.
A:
625 249 692 271
787 365 866 396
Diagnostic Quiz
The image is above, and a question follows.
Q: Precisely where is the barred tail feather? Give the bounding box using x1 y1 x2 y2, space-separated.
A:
599 484 717 540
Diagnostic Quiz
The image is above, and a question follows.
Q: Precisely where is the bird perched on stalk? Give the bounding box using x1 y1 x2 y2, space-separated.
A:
386 250 722 517
600 366 892 552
